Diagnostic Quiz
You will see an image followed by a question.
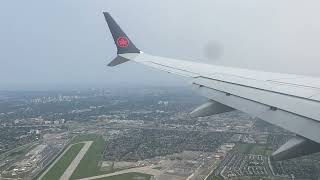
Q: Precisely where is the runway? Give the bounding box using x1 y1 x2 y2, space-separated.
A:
59 141 93 180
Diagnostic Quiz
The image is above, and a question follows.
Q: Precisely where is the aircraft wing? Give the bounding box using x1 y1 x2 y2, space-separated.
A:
103 12 320 160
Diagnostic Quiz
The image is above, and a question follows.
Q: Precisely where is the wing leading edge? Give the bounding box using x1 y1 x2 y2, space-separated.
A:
103 12 320 160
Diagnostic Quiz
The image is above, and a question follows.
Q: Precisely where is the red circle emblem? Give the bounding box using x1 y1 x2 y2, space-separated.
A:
117 37 129 48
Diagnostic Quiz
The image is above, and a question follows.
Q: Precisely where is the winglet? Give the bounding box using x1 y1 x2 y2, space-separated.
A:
103 12 140 60
107 55 130 67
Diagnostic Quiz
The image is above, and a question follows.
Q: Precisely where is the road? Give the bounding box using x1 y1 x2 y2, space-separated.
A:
76 166 161 180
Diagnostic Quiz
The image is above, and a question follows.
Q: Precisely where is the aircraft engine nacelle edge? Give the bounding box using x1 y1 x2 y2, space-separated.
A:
190 100 234 118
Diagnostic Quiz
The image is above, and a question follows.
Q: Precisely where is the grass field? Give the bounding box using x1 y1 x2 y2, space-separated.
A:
207 175 224 180
94 172 151 180
250 145 273 156
234 143 273 156
40 134 147 180
234 143 255 153
70 134 107 179
40 143 84 180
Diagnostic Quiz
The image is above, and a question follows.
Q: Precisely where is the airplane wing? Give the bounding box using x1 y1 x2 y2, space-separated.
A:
103 12 320 161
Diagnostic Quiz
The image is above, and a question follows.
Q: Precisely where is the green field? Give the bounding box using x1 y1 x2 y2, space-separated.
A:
70 134 107 179
40 134 148 180
234 143 273 156
234 143 255 153
94 172 151 180
41 143 84 180
207 175 224 180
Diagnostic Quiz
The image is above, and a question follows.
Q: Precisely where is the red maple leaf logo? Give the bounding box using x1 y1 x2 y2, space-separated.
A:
117 37 129 48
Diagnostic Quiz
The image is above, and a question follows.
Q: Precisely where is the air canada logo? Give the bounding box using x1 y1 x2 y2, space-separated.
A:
117 37 129 48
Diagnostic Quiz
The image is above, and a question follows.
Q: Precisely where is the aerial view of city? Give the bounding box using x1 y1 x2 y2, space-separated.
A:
0 87 319 180
2 0 320 179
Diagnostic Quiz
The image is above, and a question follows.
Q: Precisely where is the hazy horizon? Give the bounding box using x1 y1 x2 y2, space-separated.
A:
2 0 320 90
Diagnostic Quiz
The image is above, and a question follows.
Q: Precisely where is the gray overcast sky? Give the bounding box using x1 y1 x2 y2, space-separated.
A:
1 0 320 90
